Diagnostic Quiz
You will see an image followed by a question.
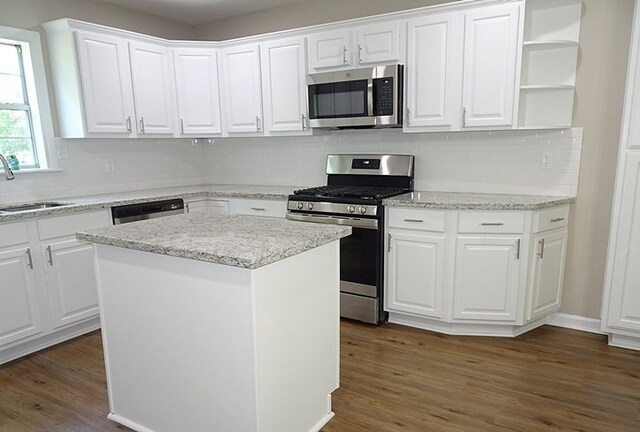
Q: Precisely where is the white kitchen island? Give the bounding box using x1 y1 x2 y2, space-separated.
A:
77 214 351 432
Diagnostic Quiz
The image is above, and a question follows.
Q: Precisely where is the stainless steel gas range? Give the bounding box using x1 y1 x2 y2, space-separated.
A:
286 154 415 324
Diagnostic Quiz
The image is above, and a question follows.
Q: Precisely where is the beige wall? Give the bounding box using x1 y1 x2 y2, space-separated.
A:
195 0 636 320
0 0 194 39
195 0 456 40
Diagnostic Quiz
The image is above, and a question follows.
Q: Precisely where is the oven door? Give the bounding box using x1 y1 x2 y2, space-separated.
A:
286 212 383 323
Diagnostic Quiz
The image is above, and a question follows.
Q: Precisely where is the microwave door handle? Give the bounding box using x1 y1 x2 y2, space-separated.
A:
367 78 374 117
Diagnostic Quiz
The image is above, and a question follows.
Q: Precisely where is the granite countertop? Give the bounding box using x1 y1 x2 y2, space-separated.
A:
77 213 351 269
383 191 576 210
0 184 300 223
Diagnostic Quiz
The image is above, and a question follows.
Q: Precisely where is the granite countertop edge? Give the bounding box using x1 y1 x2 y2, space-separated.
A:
76 217 351 269
383 193 576 210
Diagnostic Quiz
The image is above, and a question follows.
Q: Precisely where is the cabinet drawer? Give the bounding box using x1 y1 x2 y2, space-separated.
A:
533 206 569 233
0 222 29 247
37 210 112 240
231 199 286 218
387 208 446 232
458 211 525 234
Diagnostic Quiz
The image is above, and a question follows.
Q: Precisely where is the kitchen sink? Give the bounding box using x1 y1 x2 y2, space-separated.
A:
0 202 72 213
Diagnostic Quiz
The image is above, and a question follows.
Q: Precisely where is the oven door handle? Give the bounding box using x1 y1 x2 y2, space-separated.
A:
286 213 378 230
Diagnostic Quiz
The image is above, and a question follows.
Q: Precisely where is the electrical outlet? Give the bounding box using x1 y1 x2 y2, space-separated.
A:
541 152 552 169
105 159 114 173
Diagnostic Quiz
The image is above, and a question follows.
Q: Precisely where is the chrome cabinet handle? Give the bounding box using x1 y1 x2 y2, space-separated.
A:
256 116 261 132
46 245 53 266
537 238 545 259
404 219 424 223
126 116 132 133
343 46 347 64
26 248 33 269
180 118 185 134
515 239 521 260
550 217 565 223
462 106 467 127
301 114 306 130
251 207 266 211
139 117 145 133
387 233 392 252
185 202 190 213
406 107 411 126
358 44 362 63
481 222 504 226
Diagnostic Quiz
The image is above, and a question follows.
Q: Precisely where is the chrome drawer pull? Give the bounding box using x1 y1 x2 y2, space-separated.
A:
550 217 565 223
26 248 34 269
537 238 545 259
251 207 266 211
46 245 53 266
481 222 504 226
516 239 521 260
404 219 424 223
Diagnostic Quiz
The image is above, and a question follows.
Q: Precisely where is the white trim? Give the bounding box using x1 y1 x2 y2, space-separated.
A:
0 25 56 170
545 312 605 334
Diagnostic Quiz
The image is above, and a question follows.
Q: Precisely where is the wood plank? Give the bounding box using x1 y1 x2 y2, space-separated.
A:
0 323 639 431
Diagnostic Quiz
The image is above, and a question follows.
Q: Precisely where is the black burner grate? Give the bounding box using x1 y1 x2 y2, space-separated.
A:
294 185 407 200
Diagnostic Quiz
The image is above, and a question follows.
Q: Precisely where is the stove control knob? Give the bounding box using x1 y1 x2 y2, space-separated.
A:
347 205 356 214
297 202 304 210
359 206 367 215
307 202 314 210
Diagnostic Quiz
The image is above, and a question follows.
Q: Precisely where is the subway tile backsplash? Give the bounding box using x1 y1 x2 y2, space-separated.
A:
0 128 582 205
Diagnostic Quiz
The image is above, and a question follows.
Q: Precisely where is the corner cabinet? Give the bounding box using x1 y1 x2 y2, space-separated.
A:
0 210 111 365
385 205 570 337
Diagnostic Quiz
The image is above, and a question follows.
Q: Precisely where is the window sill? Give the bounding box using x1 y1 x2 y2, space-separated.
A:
2 168 64 176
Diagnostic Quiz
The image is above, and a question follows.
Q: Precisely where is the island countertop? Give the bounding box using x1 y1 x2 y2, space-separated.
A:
77 213 351 269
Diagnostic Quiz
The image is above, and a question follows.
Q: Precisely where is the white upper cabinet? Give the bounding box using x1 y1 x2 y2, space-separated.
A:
405 12 462 129
308 22 402 72
75 30 136 136
461 3 521 128
173 47 222 136
128 40 177 135
356 22 402 65
221 44 264 135
405 2 521 132
260 37 310 134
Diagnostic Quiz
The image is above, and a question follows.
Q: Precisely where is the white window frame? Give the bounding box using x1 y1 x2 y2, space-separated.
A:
0 25 55 171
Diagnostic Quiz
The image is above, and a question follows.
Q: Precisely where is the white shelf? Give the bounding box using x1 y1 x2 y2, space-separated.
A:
520 85 575 90
523 40 579 47
518 87 575 129
524 0 582 43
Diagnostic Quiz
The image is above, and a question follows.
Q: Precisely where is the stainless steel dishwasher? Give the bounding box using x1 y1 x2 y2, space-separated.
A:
111 198 185 224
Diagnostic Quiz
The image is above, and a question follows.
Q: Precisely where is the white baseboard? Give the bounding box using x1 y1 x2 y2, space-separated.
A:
545 312 605 334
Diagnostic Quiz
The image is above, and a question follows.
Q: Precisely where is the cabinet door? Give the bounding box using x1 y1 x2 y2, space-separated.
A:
454 236 521 321
0 246 42 347
605 153 640 332
462 3 520 128
75 30 135 135
386 232 445 319
528 230 567 320
221 44 264 134
356 22 401 65
173 47 222 135
43 239 99 329
129 40 177 135
406 12 462 130
307 29 352 71
261 37 309 134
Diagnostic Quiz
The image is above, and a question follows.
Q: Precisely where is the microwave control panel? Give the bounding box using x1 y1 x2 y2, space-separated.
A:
373 77 394 116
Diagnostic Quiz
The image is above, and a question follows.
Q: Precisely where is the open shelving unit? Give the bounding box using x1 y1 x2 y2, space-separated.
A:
518 0 582 129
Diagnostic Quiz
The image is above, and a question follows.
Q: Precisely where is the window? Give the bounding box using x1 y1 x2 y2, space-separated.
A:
0 26 54 171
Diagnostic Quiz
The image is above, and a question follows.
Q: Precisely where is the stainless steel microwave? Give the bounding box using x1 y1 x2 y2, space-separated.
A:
306 64 404 129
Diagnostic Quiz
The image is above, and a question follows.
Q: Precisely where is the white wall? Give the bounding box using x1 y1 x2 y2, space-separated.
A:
205 129 582 196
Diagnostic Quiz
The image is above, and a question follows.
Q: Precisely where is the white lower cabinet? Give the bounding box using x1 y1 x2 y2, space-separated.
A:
453 236 521 321
185 199 230 217
230 198 287 218
0 210 111 364
386 232 445 318
0 240 42 347
385 206 569 336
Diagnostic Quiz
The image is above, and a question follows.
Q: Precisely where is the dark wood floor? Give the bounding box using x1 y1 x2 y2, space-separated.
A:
1 322 639 432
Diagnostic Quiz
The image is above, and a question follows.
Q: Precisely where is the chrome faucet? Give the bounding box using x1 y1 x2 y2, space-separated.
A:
0 154 15 180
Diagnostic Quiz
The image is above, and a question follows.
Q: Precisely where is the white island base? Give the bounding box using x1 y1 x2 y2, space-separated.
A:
93 241 340 432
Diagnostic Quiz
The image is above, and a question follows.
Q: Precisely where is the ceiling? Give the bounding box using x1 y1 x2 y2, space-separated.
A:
98 0 311 25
